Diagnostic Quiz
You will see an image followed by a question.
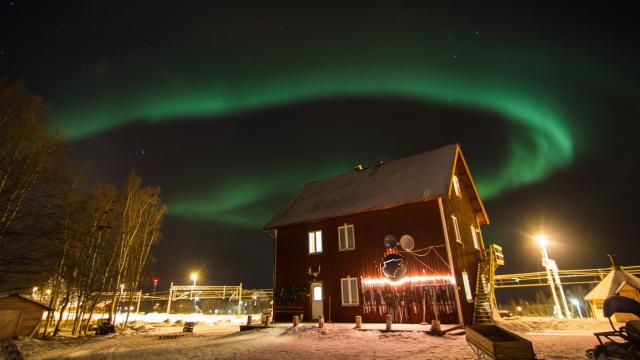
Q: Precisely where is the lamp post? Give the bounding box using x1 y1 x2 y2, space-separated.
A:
190 272 198 313
571 298 583 318
535 235 568 318
153 278 158 294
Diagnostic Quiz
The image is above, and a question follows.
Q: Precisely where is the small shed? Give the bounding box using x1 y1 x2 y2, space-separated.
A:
584 267 640 322
0 293 52 339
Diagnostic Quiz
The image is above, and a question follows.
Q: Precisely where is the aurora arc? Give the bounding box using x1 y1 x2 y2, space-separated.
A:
56 64 574 225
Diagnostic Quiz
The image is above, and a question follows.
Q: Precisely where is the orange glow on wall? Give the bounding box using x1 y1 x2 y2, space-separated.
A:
361 275 456 286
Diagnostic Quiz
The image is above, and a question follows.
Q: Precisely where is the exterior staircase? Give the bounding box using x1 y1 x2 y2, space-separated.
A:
472 244 504 325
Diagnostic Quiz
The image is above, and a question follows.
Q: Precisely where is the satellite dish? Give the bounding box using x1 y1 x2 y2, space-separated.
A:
381 253 407 281
383 235 397 249
399 235 415 251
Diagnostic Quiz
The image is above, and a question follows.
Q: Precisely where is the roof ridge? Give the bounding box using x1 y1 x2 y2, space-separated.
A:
301 143 459 186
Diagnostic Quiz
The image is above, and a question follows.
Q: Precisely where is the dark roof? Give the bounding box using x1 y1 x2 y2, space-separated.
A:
0 293 54 310
265 144 488 230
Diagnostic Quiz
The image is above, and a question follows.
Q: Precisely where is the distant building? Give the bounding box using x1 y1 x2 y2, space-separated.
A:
0 293 52 338
584 267 640 322
264 144 492 325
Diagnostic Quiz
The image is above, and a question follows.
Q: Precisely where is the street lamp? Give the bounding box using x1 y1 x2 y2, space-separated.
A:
535 233 570 318
190 272 198 302
535 235 550 258
571 298 583 318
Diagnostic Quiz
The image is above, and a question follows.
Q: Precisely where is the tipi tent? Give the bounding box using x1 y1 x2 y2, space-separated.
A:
584 267 640 322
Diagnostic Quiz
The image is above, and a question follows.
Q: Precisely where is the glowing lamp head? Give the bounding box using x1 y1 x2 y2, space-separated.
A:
535 234 549 249
516 306 522 312
190 273 198 281
570 298 580 306
153 278 159 285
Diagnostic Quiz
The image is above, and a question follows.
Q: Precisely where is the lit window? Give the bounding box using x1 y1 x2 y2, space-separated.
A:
338 224 355 251
471 225 479 249
313 286 323 301
341 277 359 305
308 230 323 254
462 271 473 302
453 175 461 197
452 215 462 243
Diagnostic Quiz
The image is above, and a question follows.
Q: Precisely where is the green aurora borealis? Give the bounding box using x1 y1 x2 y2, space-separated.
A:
17 8 635 228
54 55 578 225
6 2 640 284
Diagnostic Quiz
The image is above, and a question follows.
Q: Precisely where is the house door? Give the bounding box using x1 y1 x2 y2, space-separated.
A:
310 282 324 320
0 310 22 338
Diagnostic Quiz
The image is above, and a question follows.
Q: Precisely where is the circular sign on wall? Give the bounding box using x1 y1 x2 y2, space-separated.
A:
381 253 407 281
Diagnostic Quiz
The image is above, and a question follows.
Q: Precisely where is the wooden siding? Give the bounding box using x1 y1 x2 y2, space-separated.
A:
441 160 487 324
274 200 465 324
0 296 47 338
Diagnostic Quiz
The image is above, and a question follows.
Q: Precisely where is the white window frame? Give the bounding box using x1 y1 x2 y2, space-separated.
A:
452 215 462 243
340 277 359 306
452 175 461 197
462 271 473 302
338 224 355 251
471 225 479 250
308 230 323 254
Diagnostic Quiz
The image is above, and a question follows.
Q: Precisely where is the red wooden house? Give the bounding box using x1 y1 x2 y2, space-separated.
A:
264 144 491 325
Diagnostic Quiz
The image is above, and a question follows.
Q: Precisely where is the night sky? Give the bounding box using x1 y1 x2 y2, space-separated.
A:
1 2 638 292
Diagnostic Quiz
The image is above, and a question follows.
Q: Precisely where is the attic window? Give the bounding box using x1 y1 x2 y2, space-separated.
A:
453 175 461 197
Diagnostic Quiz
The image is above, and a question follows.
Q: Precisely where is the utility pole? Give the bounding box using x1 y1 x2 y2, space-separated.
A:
167 282 173 314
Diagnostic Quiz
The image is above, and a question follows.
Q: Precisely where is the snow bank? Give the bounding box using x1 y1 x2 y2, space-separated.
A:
18 321 601 359
114 312 262 325
499 316 613 333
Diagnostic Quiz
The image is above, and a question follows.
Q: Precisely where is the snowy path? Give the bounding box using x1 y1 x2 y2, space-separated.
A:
18 323 600 359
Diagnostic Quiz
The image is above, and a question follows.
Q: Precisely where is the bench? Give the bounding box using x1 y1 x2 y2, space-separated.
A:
158 322 195 340
183 322 195 333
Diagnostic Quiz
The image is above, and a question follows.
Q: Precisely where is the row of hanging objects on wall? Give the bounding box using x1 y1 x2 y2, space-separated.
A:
361 283 457 322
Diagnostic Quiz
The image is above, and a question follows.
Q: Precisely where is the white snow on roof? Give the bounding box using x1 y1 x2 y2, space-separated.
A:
584 268 640 301
265 144 458 229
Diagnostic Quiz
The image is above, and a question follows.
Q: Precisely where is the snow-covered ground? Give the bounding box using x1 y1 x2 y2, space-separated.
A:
17 318 608 359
